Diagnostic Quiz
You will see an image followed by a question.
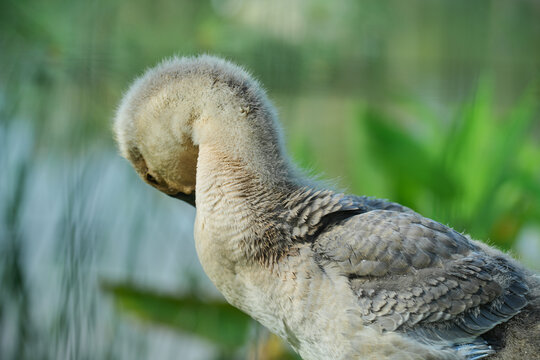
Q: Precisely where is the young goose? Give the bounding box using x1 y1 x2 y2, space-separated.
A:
114 55 539 360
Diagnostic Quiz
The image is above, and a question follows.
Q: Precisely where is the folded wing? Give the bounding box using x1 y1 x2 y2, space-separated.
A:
312 209 529 345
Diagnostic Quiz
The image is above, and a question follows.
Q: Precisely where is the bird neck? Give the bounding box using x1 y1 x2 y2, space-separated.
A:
190 90 295 188
195 141 299 218
194 140 356 268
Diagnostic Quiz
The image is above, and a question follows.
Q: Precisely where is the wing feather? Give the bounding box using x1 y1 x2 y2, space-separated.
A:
312 209 529 345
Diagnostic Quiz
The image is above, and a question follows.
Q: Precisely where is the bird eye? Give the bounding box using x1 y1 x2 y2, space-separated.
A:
146 173 158 185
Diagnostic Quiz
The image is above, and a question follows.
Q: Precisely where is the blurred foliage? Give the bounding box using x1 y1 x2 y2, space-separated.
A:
102 282 300 360
102 282 251 350
1 0 540 359
0 139 34 360
2 0 540 147
359 82 540 248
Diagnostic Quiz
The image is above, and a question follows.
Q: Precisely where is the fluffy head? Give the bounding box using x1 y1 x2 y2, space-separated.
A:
114 55 289 201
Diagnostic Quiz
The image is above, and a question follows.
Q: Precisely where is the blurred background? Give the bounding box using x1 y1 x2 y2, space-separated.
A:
1 0 539 359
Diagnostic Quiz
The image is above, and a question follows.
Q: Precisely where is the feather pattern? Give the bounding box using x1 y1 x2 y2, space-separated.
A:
310 201 529 345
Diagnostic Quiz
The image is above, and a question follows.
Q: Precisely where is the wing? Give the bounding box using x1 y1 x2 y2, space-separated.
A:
312 209 530 345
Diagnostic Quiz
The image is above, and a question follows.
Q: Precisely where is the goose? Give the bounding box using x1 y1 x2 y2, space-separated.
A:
114 55 539 360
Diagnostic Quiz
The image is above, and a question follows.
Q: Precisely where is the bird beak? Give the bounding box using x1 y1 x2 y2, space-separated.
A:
168 191 196 207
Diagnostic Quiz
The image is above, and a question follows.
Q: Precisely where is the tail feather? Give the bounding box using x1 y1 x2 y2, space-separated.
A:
453 340 494 360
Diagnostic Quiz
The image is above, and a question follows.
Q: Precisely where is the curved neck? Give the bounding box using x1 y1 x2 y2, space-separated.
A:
177 75 298 188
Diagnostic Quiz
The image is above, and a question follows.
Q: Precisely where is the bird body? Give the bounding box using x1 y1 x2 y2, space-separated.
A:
114 55 539 360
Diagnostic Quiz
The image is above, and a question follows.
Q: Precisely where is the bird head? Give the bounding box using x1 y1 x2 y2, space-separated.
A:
113 55 279 207
113 57 205 206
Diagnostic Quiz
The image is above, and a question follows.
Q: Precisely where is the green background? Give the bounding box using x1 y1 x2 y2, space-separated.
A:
1 1 539 359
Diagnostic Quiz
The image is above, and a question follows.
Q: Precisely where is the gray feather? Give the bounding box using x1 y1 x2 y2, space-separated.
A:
312 207 531 347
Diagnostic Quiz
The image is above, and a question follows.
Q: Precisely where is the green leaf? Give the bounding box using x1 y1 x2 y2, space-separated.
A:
357 81 540 250
361 107 455 208
101 281 252 349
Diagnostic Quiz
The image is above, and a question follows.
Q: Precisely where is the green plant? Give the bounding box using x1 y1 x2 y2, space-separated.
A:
101 281 301 360
358 81 540 250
